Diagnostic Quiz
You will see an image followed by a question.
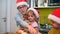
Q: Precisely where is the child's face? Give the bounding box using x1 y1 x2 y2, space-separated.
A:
51 20 60 29
18 5 27 15
28 11 35 22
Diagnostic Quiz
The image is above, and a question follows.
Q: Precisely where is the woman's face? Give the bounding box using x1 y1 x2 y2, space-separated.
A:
51 20 60 29
18 5 27 15
27 11 35 22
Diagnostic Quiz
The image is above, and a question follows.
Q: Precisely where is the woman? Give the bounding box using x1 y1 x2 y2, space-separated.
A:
14 0 37 34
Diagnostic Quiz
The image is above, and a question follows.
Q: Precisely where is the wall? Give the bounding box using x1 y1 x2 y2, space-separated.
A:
38 8 56 25
10 0 18 32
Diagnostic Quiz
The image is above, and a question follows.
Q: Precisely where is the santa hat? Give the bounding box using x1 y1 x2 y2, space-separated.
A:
48 8 60 24
16 0 29 7
28 8 39 18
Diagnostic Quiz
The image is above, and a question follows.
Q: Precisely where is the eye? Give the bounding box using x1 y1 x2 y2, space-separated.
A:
28 16 30 17
28 15 30 17
31 15 34 17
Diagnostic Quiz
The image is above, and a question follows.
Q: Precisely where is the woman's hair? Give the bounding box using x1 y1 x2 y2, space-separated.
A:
23 14 28 20
17 5 29 9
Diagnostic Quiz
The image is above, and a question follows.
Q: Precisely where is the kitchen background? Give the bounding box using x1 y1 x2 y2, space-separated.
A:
0 0 60 34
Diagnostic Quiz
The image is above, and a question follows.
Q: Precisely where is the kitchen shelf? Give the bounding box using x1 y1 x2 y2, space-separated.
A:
34 6 60 8
28 0 60 8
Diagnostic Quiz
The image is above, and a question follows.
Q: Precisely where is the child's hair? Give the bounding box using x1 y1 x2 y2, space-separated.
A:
27 8 40 23
27 10 37 22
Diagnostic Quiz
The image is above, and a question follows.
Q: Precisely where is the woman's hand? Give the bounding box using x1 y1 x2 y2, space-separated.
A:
27 25 37 34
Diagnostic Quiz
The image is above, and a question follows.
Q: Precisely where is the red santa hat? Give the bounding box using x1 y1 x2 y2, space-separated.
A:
16 0 29 7
28 8 40 18
48 8 60 24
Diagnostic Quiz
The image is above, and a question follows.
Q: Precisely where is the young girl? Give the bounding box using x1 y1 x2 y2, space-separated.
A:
26 8 41 34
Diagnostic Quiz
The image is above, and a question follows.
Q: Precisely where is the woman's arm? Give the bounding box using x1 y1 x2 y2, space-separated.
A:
15 15 28 27
15 15 37 34
27 25 37 34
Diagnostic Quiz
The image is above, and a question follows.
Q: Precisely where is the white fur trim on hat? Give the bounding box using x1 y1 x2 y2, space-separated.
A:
28 8 39 18
48 14 60 24
16 2 29 7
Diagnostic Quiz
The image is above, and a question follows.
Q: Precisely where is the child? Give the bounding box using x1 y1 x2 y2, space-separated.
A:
48 8 60 34
26 8 41 34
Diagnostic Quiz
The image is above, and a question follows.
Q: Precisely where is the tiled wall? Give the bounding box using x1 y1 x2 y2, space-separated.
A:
38 8 56 25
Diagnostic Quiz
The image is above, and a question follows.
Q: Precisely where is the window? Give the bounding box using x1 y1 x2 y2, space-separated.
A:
27 0 31 7
48 0 60 6
27 0 60 8
28 0 47 8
